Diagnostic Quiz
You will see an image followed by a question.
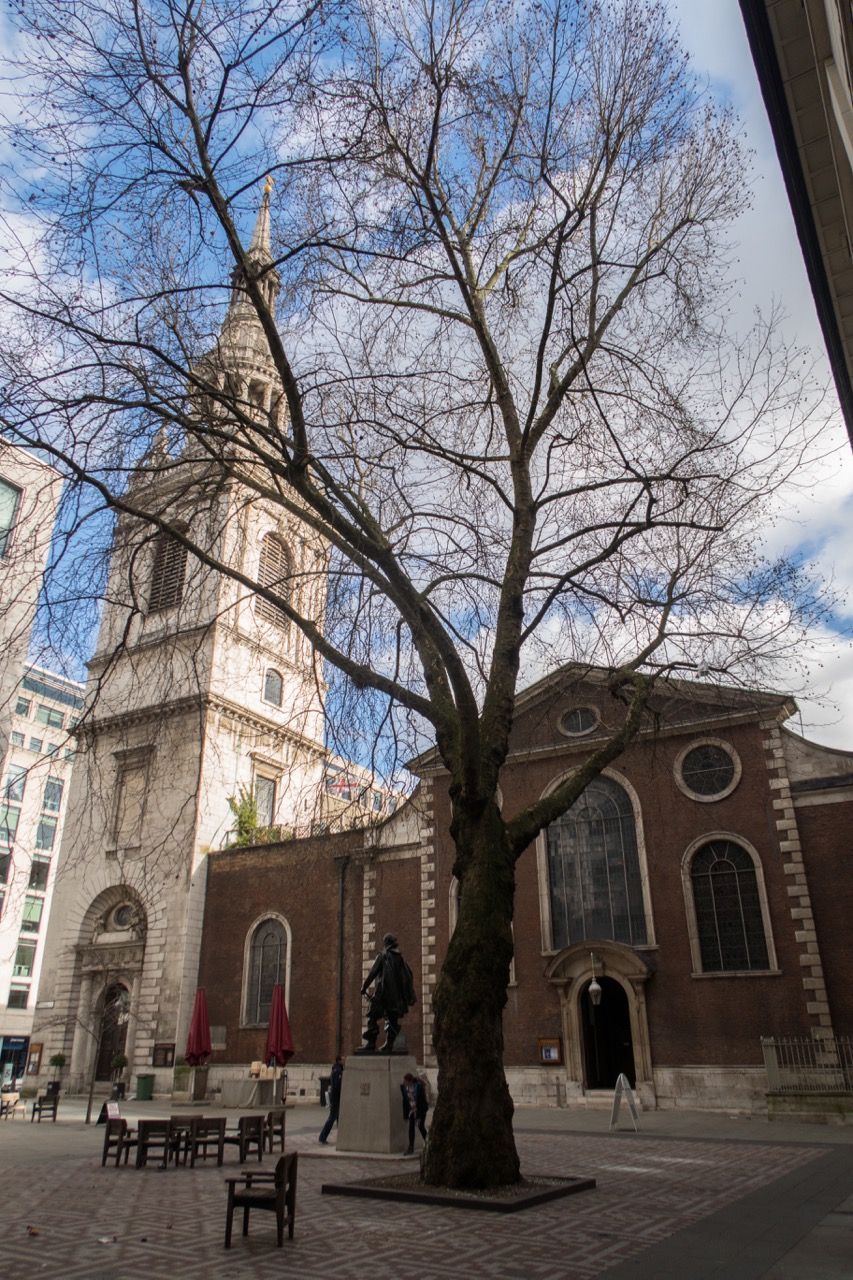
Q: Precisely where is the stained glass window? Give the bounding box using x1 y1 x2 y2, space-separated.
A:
681 744 735 797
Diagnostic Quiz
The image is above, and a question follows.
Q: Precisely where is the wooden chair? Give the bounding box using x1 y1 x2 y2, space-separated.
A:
188 1115 226 1167
223 1114 264 1162
168 1114 198 1166
31 1092 59 1122
224 1152 297 1249
102 1117 137 1166
135 1118 173 1167
264 1107 286 1154
0 1091 23 1120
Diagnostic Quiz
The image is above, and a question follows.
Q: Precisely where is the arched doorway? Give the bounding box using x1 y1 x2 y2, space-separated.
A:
95 984 130 1081
580 975 635 1089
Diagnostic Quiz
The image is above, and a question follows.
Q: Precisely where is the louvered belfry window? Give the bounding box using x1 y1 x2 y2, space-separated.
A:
148 529 188 613
256 533 291 628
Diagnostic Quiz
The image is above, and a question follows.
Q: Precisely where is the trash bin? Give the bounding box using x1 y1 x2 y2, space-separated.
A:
135 1073 155 1101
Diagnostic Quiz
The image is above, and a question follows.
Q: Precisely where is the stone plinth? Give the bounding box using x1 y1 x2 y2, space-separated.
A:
337 1053 415 1154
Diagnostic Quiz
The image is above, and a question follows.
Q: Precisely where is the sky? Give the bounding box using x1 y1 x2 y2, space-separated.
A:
671 0 853 748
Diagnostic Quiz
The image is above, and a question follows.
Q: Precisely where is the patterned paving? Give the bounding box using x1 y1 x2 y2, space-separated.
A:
0 1126 826 1280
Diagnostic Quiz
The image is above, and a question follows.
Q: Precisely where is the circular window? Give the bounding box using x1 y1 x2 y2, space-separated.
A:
559 706 598 737
676 740 740 802
111 904 134 931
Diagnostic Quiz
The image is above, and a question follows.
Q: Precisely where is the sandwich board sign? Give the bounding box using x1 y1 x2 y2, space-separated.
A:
609 1074 639 1131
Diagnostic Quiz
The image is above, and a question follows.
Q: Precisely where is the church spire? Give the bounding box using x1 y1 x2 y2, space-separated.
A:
247 175 274 268
227 176 280 318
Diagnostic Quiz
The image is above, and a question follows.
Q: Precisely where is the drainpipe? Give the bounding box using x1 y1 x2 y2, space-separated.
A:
334 855 349 1056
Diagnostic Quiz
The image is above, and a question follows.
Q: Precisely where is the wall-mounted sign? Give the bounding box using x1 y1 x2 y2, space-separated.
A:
152 1043 175 1068
538 1037 563 1065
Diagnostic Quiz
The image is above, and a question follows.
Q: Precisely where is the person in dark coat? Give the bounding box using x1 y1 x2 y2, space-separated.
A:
318 1055 344 1144
400 1071 428 1155
360 933 416 1052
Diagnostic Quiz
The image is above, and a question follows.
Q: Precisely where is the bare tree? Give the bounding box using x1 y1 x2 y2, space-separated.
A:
0 0 836 1186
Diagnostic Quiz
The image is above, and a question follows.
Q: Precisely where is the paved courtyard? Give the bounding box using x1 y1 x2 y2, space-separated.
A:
0 1100 850 1279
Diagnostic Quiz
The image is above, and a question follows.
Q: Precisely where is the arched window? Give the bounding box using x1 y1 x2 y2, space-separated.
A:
148 527 188 613
546 776 647 949
689 840 769 972
256 533 291 628
246 919 287 1024
264 669 283 706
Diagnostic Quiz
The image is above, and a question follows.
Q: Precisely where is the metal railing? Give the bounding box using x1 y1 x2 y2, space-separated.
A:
761 1036 853 1094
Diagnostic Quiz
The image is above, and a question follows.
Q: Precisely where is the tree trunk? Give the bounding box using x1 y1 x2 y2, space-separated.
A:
422 803 520 1188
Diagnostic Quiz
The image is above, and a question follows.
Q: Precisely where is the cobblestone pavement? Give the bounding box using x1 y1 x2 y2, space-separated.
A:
0 1107 839 1280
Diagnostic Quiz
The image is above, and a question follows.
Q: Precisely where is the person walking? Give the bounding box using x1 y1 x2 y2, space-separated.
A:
400 1071 428 1155
318 1055 344 1145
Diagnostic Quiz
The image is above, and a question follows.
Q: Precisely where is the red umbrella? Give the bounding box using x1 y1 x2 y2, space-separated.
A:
265 984 294 1066
185 988 212 1066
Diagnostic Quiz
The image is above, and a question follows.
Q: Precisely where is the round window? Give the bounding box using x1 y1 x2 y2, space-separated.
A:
680 744 736 798
111 904 134 931
559 706 598 737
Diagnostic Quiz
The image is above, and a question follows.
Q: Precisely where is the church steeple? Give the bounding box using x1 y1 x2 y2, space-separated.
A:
229 176 280 316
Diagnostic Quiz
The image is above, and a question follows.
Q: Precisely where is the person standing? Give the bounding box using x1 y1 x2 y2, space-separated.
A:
318 1056 344 1144
400 1071 428 1155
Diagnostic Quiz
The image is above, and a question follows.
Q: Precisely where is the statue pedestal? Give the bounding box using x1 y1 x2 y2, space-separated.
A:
337 1053 415 1154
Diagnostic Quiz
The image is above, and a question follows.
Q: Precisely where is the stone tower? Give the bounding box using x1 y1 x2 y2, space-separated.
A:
32 189 329 1091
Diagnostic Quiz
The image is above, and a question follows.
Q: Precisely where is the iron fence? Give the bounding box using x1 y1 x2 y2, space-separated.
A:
761 1035 853 1094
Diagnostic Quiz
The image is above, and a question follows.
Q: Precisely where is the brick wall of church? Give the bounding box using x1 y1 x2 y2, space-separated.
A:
431 712 813 1070
795 798 853 1035
198 829 364 1065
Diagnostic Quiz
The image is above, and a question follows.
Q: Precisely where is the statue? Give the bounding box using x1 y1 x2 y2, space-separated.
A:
359 933 416 1052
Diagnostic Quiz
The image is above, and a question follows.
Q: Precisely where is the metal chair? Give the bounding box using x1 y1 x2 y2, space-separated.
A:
224 1152 297 1248
264 1107 286 1154
223 1114 264 1162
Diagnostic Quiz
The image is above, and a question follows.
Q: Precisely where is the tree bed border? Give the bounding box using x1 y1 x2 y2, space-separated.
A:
321 1172 596 1213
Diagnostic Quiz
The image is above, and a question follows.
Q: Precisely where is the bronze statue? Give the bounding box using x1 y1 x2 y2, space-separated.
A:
359 933 416 1052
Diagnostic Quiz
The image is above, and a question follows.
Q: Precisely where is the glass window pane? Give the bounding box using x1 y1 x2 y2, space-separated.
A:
255 777 276 828
42 777 63 812
13 940 37 977
10 732 24 747
35 815 57 851
691 840 769 972
28 738 42 753
0 851 11 883
14 697 31 717
248 920 285 1023
35 705 64 729
0 478 21 557
0 804 21 845
8 985 29 1009
547 776 647 948
264 669 283 706
4 765 27 803
21 896 44 932
28 859 50 892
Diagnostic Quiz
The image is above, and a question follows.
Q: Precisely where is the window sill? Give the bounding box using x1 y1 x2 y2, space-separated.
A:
691 969 782 979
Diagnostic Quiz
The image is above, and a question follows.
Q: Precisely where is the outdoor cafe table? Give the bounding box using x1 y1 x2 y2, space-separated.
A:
220 1078 283 1108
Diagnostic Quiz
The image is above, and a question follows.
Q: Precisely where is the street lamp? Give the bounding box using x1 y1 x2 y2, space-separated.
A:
588 952 602 1006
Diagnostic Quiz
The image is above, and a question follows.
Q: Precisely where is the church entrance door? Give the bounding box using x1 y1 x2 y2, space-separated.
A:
580 975 635 1089
95 984 130 1081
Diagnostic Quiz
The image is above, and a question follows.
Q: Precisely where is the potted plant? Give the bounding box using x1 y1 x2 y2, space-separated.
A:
48 1052 66 1081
